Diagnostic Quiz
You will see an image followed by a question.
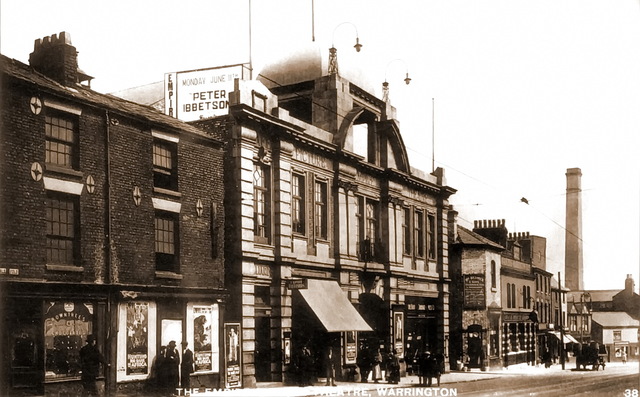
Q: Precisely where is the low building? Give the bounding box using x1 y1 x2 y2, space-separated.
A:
0 32 226 395
591 312 639 361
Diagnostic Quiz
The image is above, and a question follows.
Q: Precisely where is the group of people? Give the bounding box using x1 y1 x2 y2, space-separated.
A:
415 350 444 387
356 344 402 384
152 341 195 395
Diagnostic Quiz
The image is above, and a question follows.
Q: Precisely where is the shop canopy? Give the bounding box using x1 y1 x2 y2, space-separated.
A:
551 331 579 344
297 279 373 332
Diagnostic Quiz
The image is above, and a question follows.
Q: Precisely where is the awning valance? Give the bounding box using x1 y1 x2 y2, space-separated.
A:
297 279 373 332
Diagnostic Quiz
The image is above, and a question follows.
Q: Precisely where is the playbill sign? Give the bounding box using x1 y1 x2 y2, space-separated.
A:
164 64 250 121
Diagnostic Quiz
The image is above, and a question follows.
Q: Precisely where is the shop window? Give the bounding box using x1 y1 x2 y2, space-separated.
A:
45 194 79 266
153 139 178 191
44 302 93 380
402 207 411 257
155 211 179 272
314 180 328 239
253 162 271 244
427 213 436 261
292 173 305 235
45 111 78 169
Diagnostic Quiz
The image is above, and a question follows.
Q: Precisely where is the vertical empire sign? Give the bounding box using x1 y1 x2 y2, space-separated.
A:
164 64 250 122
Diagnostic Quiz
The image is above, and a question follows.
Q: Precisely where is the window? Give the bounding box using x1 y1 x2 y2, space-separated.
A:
314 180 328 239
414 210 424 258
490 261 497 288
570 316 577 331
511 284 517 309
522 286 531 309
507 284 512 308
155 211 179 272
253 163 271 243
153 140 178 191
292 173 305 235
45 112 78 169
427 213 436 260
402 207 411 256
46 195 79 266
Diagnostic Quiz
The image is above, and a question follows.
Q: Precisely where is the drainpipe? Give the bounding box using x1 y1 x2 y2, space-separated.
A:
105 110 115 395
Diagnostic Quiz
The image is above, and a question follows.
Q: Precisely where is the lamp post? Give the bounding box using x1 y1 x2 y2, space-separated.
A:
382 59 411 102
328 22 362 75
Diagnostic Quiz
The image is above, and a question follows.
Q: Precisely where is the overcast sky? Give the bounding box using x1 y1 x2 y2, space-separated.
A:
2 0 638 291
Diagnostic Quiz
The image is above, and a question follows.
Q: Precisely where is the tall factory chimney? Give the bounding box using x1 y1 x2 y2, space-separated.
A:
565 168 583 290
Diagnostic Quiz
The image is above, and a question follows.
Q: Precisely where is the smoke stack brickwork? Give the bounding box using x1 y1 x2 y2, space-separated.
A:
565 168 583 291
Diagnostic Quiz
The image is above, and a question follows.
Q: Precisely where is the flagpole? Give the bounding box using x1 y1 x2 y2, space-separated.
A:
432 98 435 172
248 0 253 79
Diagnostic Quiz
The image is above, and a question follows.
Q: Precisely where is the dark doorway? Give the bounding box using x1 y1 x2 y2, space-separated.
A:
254 315 271 381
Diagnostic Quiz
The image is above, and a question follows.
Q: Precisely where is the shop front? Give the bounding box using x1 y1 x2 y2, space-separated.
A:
404 296 439 369
290 279 372 383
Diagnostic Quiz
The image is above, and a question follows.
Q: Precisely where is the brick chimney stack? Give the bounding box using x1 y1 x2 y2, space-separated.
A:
565 168 583 291
29 32 79 87
625 274 635 296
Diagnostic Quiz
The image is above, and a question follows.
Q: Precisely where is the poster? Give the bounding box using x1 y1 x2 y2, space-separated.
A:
393 312 404 356
193 306 213 372
344 331 357 365
224 323 242 389
126 302 148 375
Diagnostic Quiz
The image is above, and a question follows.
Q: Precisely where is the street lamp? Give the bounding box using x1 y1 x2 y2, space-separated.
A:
382 59 411 102
328 22 362 75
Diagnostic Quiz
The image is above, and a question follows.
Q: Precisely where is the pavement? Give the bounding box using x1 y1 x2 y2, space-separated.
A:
172 362 585 396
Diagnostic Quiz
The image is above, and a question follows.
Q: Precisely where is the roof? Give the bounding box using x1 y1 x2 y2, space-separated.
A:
457 226 504 250
109 81 164 111
568 290 622 303
0 55 217 142
591 312 640 328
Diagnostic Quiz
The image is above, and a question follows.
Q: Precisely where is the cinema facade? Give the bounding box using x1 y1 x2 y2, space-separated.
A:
192 47 457 386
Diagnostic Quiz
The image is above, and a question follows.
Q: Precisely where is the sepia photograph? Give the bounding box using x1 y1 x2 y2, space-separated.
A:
0 1 638 396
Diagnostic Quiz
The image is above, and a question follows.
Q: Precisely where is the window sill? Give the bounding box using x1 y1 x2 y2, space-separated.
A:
155 271 183 280
153 187 182 198
46 264 83 273
45 164 83 180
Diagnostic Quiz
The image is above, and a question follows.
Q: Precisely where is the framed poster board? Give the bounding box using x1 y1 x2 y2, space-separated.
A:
224 323 242 389
344 331 357 365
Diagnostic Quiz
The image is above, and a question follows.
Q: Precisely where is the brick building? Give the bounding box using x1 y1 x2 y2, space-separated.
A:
0 32 226 395
191 47 457 386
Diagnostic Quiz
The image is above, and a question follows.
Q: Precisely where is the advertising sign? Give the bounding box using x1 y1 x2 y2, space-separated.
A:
164 64 250 121
393 312 404 356
464 274 486 309
126 302 149 375
344 331 357 365
193 306 214 372
224 323 242 389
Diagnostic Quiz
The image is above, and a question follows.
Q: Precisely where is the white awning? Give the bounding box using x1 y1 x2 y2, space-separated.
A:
297 279 372 332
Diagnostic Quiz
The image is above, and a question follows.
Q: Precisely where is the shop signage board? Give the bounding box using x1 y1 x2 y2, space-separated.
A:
464 274 486 309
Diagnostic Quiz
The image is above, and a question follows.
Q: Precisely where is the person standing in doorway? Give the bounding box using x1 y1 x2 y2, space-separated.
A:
324 346 336 386
164 340 181 394
80 335 108 396
181 341 195 390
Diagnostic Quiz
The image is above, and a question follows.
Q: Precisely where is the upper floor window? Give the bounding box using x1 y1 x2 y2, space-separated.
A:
522 286 531 309
45 194 79 266
153 140 178 191
490 261 497 288
292 173 305 235
402 207 411 256
427 213 436 260
314 180 328 239
253 163 271 244
507 283 512 308
45 112 78 169
155 211 179 272
414 210 424 258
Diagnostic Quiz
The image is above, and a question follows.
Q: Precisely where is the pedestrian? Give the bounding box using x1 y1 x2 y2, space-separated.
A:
372 348 383 383
164 340 181 394
324 346 336 386
386 349 401 384
418 350 431 386
79 335 108 396
181 341 194 390
357 343 372 383
622 350 627 364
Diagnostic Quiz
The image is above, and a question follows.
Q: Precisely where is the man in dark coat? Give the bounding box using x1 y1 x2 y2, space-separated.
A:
181 341 195 390
164 340 181 393
80 335 108 396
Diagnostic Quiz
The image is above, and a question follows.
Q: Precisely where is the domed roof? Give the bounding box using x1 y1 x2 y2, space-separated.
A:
257 43 376 94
